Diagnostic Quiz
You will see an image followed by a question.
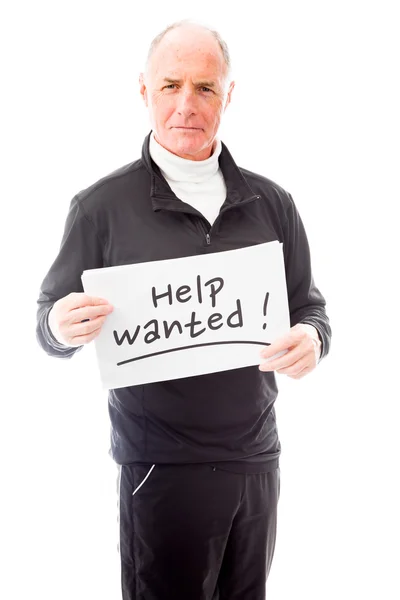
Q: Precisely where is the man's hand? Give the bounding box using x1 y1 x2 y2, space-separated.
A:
259 323 321 379
48 292 114 347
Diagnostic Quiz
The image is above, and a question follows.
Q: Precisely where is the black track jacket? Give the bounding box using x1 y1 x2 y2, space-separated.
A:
36 131 331 470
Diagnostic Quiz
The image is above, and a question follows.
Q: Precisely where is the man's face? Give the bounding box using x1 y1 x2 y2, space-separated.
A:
139 27 235 161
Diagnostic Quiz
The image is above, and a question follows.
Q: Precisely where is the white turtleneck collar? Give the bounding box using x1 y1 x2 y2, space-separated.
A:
148 130 227 226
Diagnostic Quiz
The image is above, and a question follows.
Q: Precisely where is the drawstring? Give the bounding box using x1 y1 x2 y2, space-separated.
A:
132 464 156 496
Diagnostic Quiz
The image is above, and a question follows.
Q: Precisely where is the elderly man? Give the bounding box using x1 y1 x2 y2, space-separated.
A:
36 19 331 600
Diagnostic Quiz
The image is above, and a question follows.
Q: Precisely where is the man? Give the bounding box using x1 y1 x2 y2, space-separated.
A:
36 19 331 600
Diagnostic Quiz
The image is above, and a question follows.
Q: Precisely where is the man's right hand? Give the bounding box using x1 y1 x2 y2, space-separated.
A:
48 292 114 347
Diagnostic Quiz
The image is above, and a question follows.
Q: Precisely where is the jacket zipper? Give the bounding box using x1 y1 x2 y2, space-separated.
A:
155 194 261 247
203 194 261 246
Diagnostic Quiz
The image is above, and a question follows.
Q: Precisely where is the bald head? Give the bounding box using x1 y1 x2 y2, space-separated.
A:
145 20 231 85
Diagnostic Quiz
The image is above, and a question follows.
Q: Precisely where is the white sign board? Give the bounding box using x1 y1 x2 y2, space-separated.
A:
81 241 290 389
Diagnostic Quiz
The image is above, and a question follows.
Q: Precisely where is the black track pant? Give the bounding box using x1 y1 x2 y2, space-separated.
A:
117 463 280 599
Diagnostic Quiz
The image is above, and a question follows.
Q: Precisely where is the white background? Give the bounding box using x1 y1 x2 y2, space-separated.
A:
1 1 399 598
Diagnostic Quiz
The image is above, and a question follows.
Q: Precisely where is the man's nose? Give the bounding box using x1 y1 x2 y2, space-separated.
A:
175 90 198 116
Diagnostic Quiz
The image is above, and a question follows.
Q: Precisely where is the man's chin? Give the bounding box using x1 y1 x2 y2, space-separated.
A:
157 131 212 160
172 140 204 156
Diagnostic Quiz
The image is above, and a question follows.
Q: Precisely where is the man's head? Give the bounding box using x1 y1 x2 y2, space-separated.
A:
139 20 235 161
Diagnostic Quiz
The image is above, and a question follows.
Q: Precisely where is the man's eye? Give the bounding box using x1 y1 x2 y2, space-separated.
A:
163 84 212 92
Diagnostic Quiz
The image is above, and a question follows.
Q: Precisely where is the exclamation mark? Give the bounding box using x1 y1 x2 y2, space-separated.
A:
262 292 269 330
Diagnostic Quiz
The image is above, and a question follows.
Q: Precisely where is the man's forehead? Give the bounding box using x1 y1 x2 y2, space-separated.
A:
152 53 223 73
151 59 225 83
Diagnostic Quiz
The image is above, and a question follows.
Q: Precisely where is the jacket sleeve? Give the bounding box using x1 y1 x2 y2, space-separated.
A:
282 193 332 361
36 195 104 359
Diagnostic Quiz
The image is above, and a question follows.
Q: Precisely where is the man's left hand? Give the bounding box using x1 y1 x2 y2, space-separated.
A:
259 323 322 379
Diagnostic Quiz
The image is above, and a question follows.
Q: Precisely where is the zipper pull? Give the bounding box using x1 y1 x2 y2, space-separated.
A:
206 233 211 245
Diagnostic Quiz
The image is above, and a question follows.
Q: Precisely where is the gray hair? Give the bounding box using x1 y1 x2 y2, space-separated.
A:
145 19 232 81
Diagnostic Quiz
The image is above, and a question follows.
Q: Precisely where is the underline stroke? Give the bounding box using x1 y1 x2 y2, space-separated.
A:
117 340 271 366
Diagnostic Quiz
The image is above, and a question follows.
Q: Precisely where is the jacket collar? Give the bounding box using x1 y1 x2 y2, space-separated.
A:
141 130 258 213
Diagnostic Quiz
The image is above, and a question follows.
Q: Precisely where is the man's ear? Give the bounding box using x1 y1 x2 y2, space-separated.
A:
224 81 235 111
139 72 148 107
